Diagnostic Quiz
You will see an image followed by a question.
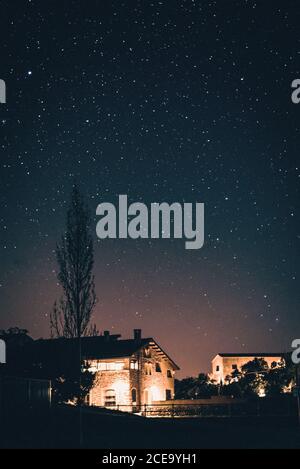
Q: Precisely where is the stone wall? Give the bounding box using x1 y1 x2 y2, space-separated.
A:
139 345 175 405
89 358 131 408
87 344 177 409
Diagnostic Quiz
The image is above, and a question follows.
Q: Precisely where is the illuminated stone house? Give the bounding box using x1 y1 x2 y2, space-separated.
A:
210 353 284 384
82 329 179 410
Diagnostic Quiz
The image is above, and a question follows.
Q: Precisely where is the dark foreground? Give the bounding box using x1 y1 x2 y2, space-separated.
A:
1 405 299 449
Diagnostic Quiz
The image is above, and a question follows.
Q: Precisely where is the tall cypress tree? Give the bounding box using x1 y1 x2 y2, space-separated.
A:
51 185 97 338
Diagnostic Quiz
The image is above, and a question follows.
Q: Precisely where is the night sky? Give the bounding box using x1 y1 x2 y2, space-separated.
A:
0 1 299 377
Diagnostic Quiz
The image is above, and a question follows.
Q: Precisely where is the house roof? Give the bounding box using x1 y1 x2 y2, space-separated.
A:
83 337 151 359
146 339 180 370
213 352 283 360
31 335 180 370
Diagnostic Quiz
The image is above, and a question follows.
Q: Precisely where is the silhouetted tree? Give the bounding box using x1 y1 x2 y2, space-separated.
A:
235 358 269 397
0 327 33 376
50 185 98 405
223 356 295 399
175 373 218 399
221 381 243 398
50 185 97 338
265 356 295 396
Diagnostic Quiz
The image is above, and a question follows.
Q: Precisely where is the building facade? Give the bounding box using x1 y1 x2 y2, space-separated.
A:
210 353 283 384
84 329 179 410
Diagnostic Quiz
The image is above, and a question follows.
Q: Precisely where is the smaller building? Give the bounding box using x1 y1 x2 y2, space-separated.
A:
210 353 283 384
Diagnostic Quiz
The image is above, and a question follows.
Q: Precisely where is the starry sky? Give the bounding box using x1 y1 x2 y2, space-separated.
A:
0 0 299 377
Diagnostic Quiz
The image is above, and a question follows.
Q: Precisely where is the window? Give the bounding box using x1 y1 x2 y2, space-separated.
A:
104 389 116 407
144 347 151 358
131 388 137 404
155 362 161 372
107 362 124 371
130 360 139 370
166 389 172 400
232 364 237 370
85 393 90 406
167 369 172 378
97 361 124 371
216 365 220 372
145 363 152 375
115 362 124 370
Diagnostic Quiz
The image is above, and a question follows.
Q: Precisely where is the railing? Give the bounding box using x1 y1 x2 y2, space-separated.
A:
97 397 298 418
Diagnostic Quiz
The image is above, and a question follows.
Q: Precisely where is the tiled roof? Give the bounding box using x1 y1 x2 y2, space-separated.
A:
30 335 180 369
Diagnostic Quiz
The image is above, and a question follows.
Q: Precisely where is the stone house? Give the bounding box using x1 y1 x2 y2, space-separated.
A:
83 329 179 410
210 353 283 384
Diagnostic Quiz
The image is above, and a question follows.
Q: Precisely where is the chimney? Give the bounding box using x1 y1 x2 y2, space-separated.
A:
133 329 141 342
103 330 110 341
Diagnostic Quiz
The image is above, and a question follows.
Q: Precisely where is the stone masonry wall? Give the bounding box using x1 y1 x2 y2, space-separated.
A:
87 345 177 409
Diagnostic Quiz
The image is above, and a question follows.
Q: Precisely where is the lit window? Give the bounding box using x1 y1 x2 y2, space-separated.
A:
130 360 139 370
104 389 116 407
145 363 152 375
97 362 124 371
98 362 107 371
108 362 124 371
116 362 124 370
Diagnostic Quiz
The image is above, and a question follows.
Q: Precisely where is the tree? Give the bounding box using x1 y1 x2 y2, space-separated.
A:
221 381 243 398
0 327 33 377
28 339 97 405
50 185 98 404
265 356 295 396
223 358 269 397
0 327 31 343
175 373 218 399
50 185 97 338
223 356 296 399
